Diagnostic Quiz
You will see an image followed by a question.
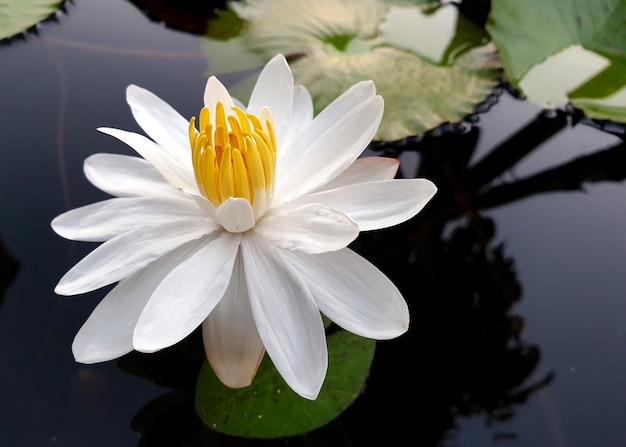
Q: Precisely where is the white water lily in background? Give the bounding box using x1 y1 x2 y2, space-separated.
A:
52 54 437 400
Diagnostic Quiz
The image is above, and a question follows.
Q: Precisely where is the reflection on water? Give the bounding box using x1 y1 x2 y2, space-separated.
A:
126 0 228 35
1 0 626 445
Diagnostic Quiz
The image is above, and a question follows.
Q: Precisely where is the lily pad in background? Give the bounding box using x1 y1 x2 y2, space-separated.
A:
487 0 626 122
0 0 64 41
195 329 376 438
202 0 502 141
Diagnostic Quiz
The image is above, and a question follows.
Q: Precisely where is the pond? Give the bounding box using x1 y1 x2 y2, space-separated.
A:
1 0 626 446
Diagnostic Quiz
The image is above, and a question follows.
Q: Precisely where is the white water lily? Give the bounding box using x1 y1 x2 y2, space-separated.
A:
52 54 437 400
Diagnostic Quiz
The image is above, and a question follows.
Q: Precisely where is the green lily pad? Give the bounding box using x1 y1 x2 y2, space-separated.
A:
569 62 626 122
0 0 63 41
205 8 246 41
202 0 502 141
487 0 626 122
195 329 376 438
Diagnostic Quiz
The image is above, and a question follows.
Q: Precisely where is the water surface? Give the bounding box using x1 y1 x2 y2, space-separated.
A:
1 1 626 446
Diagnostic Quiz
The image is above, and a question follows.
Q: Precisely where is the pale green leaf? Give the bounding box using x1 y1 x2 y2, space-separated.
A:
570 60 626 122
0 0 63 41
202 0 502 141
487 0 626 121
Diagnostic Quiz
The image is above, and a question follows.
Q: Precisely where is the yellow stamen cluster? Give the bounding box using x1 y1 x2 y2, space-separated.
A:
189 102 277 211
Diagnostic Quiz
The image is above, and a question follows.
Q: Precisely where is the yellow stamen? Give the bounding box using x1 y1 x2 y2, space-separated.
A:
219 145 235 202
189 102 277 212
232 148 251 200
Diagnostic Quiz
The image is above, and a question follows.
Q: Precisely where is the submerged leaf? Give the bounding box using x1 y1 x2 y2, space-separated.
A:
202 0 501 141
487 0 626 122
0 0 63 41
195 329 376 438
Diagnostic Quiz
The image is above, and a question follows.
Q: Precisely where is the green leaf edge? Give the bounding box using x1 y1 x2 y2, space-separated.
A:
0 0 64 41
486 0 626 122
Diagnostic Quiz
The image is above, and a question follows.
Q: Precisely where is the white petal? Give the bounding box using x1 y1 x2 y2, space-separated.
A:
55 218 216 295
215 198 256 233
241 233 327 400
72 279 139 363
84 154 182 198
203 76 235 117
294 178 437 231
133 231 241 352
98 127 198 193
281 85 313 150
202 252 264 388
177 189 217 220
256 203 359 254
277 80 376 180
281 248 409 339
313 157 399 193
275 95 384 204
72 240 201 363
51 196 206 242
126 85 192 165
247 54 294 148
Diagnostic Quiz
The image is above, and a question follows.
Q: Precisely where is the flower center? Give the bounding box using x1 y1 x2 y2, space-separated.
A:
189 102 277 217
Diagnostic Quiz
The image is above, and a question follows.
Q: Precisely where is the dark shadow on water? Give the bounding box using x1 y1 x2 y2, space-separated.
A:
126 0 230 36
349 105 625 445
0 235 19 310
346 214 549 446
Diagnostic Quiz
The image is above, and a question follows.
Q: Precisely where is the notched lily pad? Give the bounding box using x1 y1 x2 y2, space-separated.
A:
0 0 65 42
487 0 626 122
201 0 502 141
195 329 376 439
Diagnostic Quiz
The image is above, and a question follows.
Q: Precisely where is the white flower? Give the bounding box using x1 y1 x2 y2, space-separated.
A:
52 54 437 400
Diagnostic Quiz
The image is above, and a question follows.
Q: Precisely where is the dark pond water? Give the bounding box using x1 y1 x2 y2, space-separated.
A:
1 0 626 446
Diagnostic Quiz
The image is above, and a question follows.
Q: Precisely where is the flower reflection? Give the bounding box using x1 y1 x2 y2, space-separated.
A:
51 54 437 400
